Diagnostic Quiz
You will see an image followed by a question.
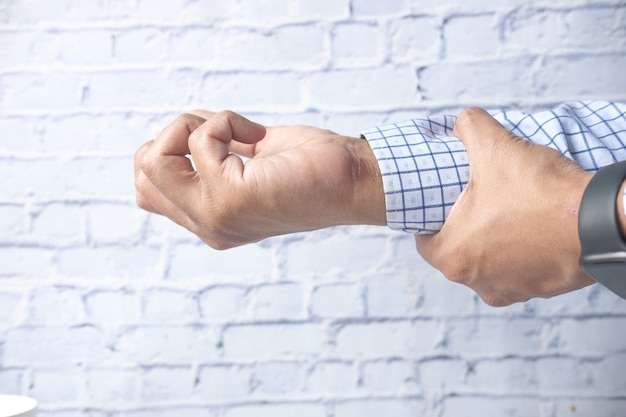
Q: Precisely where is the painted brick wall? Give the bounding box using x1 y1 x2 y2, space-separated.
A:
1 1 626 416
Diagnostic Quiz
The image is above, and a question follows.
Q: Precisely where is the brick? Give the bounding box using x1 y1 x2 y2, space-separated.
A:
0 157 135 199
251 362 303 396
332 23 381 67
31 203 84 242
590 353 626 395
442 397 542 417
334 400 425 417
141 366 193 401
553 399 626 417
418 270 477 317
250 284 304 320
566 6 626 50
0 247 54 278
306 67 417 111
199 72 303 112
0 368 24 395
418 358 467 391
199 286 249 322
115 326 218 364
86 368 139 403
143 289 199 323
558 318 626 355
443 318 545 357
166 28 217 64
390 16 440 63
222 324 324 359
533 357 593 395
310 284 363 318
534 54 626 99
467 358 535 395
418 57 536 102
56 30 113 67
167 243 272 280
85 290 141 324
284 236 386 276
144 213 198 242
360 359 419 395
5 326 113 366
29 367 83 402
86 204 144 244
1 72 85 112
0 31 60 68
28 287 84 325
444 14 499 58
56 246 161 279
503 8 568 54
86 69 203 111
225 0 291 24
365 273 420 317
351 0 408 17
118 408 218 417
214 26 272 71
112 28 166 65
3 0 114 24
305 361 355 395
0 117 39 153
334 320 440 358
38 113 150 154
222 404 326 417
0 291 23 326
292 0 350 20
195 365 251 401
217 25 326 71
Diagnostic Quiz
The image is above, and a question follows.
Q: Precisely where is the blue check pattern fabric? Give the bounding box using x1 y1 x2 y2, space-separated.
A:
361 101 626 233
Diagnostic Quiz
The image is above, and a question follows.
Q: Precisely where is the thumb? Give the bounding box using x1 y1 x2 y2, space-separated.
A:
453 107 521 171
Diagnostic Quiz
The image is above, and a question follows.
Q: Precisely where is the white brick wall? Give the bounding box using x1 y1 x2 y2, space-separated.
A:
1 1 625 416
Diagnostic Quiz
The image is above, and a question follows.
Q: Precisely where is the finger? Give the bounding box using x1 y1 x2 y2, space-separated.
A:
190 109 266 158
189 109 216 120
152 113 206 156
141 115 206 216
134 140 161 214
188 110 266 177
135 168 201 234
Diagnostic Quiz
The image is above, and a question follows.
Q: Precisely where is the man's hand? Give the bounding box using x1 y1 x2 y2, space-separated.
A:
134 110 386 249
415 108 596 306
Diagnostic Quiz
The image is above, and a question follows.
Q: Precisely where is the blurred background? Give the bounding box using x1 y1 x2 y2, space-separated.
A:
1 0 626 416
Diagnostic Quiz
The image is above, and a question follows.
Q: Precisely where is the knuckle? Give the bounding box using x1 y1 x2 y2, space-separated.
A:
455 107 486 131
135 193 152 212
479 293 511 308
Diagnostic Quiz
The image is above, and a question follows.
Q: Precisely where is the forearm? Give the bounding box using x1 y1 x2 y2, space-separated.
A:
362 101 626 233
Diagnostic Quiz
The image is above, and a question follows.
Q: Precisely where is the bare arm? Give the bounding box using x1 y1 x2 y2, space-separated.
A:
134 110 386 249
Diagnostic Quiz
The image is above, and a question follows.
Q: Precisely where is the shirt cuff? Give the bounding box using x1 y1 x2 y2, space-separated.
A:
361 115 469 234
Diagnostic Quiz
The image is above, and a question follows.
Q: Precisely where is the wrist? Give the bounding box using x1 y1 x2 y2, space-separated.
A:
345 136 386 226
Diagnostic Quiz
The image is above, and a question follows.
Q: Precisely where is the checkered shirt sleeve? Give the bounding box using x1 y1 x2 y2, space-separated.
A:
361 101 626 233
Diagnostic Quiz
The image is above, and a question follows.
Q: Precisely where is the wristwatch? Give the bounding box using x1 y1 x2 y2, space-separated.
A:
578 160 626 299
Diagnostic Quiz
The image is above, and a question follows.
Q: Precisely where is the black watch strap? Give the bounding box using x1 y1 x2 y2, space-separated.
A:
579 160 626 299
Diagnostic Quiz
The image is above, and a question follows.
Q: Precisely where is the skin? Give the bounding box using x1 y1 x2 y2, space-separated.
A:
134 110 386 249
414 108 596 306
135 107 625 306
